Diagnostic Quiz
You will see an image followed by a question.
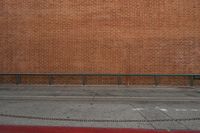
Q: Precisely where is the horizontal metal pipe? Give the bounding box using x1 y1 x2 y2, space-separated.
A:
0 73 199 77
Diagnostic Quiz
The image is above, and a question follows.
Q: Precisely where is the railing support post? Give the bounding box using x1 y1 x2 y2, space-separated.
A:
48 75 53 85
190 76 194 86
16 74 21 85
154 75 159 86
82 76 86 85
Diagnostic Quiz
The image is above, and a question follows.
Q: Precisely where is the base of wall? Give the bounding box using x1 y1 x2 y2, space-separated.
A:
0 75 200 86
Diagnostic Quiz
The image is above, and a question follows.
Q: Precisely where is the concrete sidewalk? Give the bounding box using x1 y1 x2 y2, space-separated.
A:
0 85 200 101
0 85 200 130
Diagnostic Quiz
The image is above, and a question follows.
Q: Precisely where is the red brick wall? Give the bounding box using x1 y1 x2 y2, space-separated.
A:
0 0 200 85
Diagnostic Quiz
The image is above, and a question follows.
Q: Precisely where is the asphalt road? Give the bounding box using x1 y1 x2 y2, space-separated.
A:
0 85 200 130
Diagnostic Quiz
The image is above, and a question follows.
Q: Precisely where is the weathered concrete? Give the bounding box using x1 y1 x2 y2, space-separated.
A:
0 85 199 97
0 85 200 102
0 85 200 130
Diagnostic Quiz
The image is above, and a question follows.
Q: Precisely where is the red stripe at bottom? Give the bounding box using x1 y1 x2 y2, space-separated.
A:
0 125 199 133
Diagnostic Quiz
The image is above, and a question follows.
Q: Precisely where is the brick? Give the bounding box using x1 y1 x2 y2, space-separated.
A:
0 0 200 85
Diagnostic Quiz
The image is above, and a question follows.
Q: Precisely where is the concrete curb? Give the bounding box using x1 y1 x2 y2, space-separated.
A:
0 125 199 133
0 96 200 102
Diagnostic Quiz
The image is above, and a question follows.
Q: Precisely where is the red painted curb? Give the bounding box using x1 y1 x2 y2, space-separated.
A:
172 131 200 133
0 125 199 133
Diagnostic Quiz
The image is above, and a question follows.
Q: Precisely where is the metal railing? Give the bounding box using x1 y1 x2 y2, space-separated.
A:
0 73 200 86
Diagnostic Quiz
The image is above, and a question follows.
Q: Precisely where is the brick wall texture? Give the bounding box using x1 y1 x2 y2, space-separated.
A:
0 0 200 85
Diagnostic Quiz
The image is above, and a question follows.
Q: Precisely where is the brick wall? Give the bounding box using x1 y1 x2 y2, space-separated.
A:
0 0 200 85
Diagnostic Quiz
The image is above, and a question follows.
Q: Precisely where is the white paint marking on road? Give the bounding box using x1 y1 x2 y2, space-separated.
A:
175 109 187 112
132 108 144 111
155 106 168 112
159 108 168 112
191 109 198 112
